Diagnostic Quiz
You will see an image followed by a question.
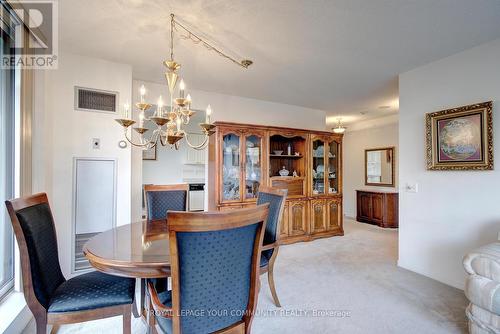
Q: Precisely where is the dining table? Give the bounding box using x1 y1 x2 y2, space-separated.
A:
83 219 171 333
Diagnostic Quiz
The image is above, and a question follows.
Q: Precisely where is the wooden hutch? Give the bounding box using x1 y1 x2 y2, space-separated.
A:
208 122 344 244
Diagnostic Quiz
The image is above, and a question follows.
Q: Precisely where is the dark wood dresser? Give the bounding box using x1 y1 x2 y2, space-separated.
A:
356 190 398 228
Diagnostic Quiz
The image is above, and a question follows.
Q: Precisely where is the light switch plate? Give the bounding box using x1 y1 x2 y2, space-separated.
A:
405 183 418 193
92 138 100 149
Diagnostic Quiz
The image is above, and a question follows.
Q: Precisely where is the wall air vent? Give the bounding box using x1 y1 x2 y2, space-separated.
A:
74 86 119 113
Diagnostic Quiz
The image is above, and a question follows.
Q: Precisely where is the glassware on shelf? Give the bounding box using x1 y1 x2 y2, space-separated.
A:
328 140 338 194
245 135 262 199
222 133 240 201
312 139 325 194
279 166 290 176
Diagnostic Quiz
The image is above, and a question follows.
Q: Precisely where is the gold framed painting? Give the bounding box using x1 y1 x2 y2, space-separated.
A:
426 101 493 170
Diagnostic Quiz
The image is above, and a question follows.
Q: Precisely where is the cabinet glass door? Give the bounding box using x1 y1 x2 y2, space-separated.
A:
327 140 339 194
222 133 241 201
312 137 326 195
244 134 263 200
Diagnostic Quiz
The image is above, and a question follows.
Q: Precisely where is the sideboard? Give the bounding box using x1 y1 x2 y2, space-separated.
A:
208 122 344 244
356 190 398 228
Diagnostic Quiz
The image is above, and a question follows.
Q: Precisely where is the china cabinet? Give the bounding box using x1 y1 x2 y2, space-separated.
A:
208 122 343 244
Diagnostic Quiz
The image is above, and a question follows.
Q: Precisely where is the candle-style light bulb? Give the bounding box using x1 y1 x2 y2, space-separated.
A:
123 102 130 119
176 117 182 132
205 104 212 123
157 96 163 116
139 84 146 103
179 79 185 98
139 112 145 127
186 94 192 109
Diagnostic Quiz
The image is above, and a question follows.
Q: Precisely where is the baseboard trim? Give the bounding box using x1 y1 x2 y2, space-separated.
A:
1 292 33 334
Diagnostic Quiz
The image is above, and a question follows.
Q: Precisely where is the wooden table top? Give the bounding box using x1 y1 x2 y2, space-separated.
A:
83 220 171 278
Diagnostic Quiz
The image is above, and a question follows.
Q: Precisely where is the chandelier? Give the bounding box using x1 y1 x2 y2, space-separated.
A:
332 118 346 134
115 13 253 150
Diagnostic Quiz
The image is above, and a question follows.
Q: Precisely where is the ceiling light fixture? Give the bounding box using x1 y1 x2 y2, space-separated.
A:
332 118 346 134
114 13 253 150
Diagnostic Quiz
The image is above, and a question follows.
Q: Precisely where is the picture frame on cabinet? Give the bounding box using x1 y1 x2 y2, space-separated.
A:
426 101 493 170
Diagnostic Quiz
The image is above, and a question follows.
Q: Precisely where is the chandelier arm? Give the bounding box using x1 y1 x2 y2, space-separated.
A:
171 16 250 69
184 132 209 150
124 127 158 148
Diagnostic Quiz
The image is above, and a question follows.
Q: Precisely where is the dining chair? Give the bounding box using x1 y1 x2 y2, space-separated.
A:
144 184 189 295
147 204 270 334
5 193 137 334
256 186 288 308
144 184 189 221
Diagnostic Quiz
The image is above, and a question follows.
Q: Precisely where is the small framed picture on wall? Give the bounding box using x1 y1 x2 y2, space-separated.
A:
426 101 493 170
142 146 157 161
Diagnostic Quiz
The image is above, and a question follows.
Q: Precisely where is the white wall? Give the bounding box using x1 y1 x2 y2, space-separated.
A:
33 52 132 277
399 38 500 289
130 79 327 219
343 121 399 218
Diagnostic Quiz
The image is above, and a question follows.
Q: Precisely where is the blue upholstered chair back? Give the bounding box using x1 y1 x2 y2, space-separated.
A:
257 191 286 245
146 190 187 220
15 203 66 309
175 223 259 333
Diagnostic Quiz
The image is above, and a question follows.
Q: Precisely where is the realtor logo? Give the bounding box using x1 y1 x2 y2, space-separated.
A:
1 0 58 69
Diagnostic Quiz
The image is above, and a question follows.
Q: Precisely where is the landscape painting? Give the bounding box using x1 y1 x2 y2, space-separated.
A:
437 113 482 162
426 101 493 170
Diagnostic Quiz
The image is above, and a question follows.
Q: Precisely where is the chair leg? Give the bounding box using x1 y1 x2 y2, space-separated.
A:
139 278 146 318
268 260 281 307
35 315 47 334
145 290 158 334
123 306 131 334
132 284 140 319
50 324 60 334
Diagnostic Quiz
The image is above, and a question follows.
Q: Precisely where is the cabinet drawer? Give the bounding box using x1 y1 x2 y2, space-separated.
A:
270 177 305 197
218 204 243 211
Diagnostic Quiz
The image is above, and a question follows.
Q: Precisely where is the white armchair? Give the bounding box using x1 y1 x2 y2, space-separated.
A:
463 242 500 333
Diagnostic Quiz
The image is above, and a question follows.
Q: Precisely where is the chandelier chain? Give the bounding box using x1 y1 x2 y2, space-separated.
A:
170 14 174 61
171 15 250 69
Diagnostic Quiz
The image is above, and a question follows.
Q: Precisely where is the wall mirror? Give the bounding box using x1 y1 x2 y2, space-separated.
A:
365 147 395 187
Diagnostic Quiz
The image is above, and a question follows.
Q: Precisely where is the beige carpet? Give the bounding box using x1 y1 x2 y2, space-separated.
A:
23 219 468 334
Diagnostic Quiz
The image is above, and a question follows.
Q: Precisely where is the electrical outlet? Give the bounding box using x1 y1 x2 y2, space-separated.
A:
405 183 418 193
92 138 100 149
